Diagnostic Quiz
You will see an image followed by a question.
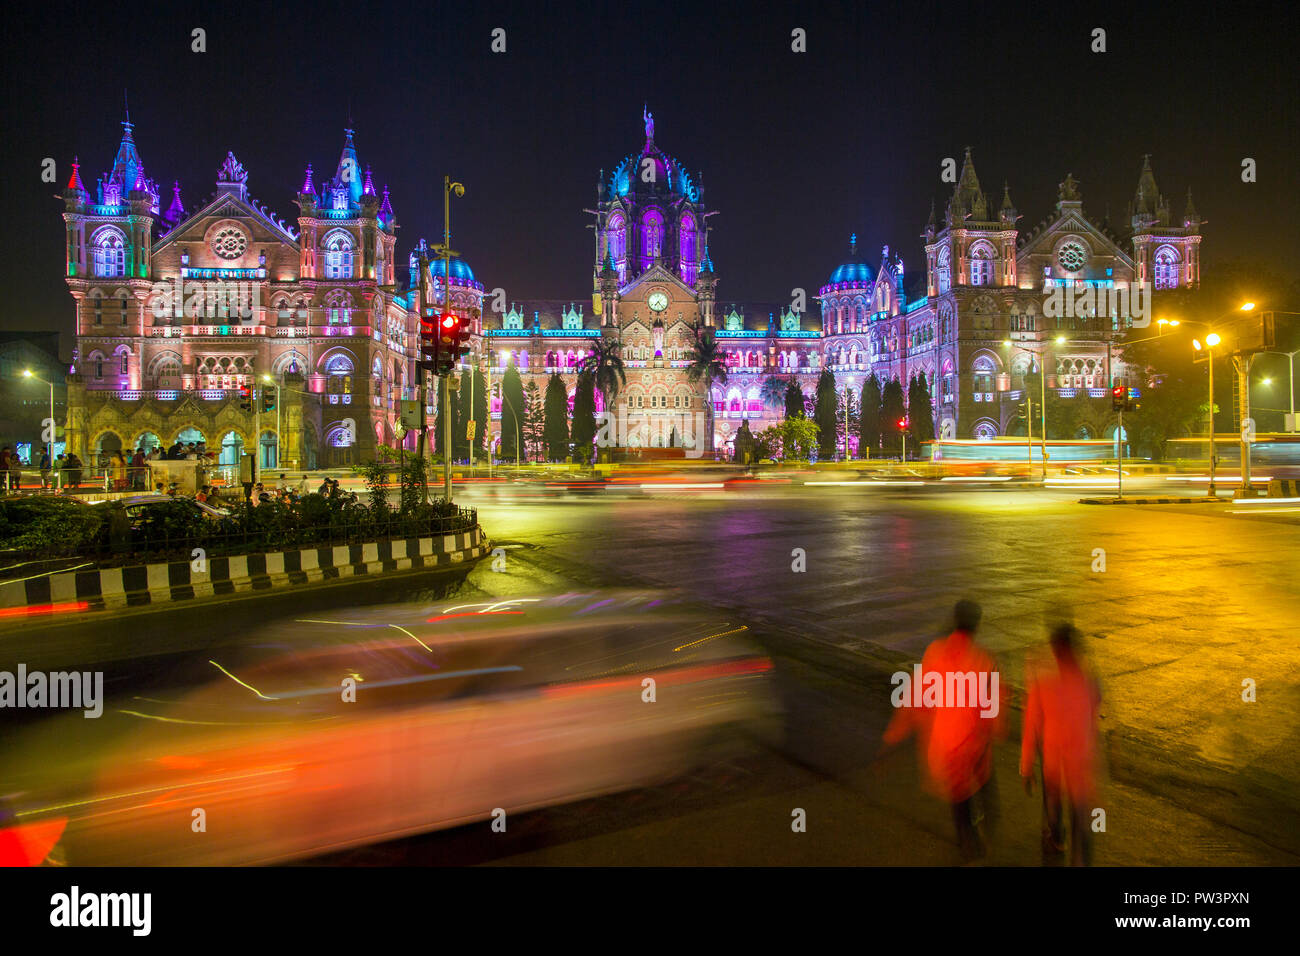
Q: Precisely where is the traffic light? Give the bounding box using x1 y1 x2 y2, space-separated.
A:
1111 385 1125 412
1125 387 1141 413
261 384 276 413
454 313 473 362
437 311 459 374
239 383 252 411
897 417 909 431
417 308 439 372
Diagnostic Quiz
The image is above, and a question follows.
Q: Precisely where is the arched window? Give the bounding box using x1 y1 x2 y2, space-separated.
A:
972 355 996 394
679 215 697 281
323 231 354 279
607 213 626 267
93 229 127 278
640 209 664 270
1153 246 1181 289
969 243 994 286
936 247 951 294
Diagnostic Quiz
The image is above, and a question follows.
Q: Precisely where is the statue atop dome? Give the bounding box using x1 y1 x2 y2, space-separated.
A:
643 104 654 142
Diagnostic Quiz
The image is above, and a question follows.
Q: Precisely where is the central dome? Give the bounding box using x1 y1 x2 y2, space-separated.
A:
608 109 698 200
827 234 874 285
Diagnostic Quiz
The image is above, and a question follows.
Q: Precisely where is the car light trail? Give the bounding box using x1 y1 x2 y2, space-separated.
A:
940 476 1015 482
208 660 279 700
0 601 90 619
638 483 725 490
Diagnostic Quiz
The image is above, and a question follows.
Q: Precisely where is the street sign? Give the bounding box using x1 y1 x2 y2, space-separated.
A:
399 400 420 429
466 420 476 440
1241 417 1256 443
448 376 460 391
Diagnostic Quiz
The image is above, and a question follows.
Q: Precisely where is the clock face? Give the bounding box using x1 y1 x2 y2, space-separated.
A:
648 291 669 312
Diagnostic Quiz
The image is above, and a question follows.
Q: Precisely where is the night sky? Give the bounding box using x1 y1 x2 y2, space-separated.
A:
7 0 1297 347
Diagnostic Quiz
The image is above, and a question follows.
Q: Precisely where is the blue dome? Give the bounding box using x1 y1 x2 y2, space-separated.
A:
428 257 476 282
829 261 874 284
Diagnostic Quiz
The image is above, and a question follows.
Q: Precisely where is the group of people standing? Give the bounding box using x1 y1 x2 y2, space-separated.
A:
882 599 1102 866
0 446 85 492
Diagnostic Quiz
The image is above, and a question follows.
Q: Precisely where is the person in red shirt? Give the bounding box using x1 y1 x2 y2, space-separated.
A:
884 599 1007 860
1020 623 1102 866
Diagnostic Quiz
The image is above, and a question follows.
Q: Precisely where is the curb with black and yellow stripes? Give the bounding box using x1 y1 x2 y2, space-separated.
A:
0 526 488 615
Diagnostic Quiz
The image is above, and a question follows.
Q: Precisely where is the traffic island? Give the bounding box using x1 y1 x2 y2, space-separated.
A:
1077 496 1224 505
0 525 489 617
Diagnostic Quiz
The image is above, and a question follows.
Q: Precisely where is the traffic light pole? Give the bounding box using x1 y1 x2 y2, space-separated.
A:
1116 407 1124 499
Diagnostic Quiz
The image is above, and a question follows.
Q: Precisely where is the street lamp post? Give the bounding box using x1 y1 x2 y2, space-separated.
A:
1003 338 1057 480
1193 334 1220 496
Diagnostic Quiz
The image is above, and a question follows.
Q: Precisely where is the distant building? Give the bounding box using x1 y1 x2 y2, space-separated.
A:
0 332 67 462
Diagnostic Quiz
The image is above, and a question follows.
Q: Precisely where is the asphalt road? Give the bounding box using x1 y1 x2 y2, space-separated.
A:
3 486 1297 865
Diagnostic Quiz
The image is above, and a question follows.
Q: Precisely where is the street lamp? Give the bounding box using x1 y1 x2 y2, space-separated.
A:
1002 338 1052 479
22 369 56 481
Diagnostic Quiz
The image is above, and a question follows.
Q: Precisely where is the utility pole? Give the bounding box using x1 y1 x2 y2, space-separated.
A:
1116 407 1124 499
1236 353 1253 495
1207 343 1216 497
416 249 431 504
433 176 465 504
1026 395 1034 473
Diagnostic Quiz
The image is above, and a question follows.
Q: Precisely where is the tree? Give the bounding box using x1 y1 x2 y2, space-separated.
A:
880 378 906 456
685 322 728 456
571 370 597 464
760 374 789 414
453 366 473 461
580 335 627 413
859 374 882 458
784 378 806 420
468 365 487 462
813 368 838 459
909 374 936 444
432 375 458 459
757 415 820 461
523 379 544 461
499 361 524 462
543 373 569 461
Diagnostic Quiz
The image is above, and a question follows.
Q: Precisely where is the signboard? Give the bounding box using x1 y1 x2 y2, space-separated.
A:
399 400 420 430
466 420 476 440
1241 417 1256 443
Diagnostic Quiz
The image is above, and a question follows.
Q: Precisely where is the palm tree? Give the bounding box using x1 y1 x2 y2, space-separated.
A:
760 374 790 414
579 334 627 414
685 321 728 456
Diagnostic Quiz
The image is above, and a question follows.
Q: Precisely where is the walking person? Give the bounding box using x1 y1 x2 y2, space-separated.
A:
39 448 51 489
1020 623 1102 866
7 450 22 494
883 599 1007 861
0 447 10 494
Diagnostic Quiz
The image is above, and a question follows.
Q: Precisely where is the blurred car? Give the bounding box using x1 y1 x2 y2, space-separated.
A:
0 591 779 865
97 493 231 522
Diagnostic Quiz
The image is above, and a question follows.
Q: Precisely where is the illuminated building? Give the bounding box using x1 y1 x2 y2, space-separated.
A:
58 119 484 469
821 150 1203 442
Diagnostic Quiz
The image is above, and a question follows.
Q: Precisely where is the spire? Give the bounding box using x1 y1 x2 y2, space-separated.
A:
1133 154 1160 216
362 164 376 197
850 233 858 258
1183 187 1200 229
106 112 144 198
950 147 988 221
379 184 394 221
65 157 86 194
335 128 361 205
1000 181 1014 212
301 163 315 195
165 180 184 225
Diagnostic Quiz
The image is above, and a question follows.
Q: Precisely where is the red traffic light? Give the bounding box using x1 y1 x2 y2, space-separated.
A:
897 418 908 429
440 313 457 330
